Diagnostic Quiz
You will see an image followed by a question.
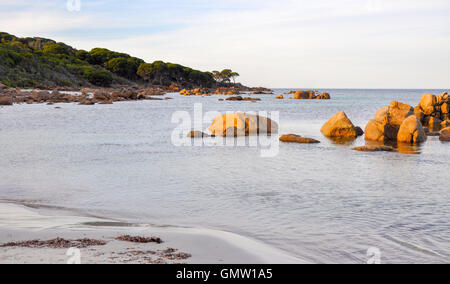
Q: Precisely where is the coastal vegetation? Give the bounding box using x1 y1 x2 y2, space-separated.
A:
0 32 230 89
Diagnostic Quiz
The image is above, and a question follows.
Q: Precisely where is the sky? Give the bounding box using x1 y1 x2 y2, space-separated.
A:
1 0 449 88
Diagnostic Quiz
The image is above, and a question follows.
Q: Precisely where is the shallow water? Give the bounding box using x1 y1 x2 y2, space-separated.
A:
1 89 449 263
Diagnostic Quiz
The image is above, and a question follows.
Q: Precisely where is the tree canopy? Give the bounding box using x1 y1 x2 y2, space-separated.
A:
212 69 240 84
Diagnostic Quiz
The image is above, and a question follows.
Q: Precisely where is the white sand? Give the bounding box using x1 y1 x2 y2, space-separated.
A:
0 203 308 264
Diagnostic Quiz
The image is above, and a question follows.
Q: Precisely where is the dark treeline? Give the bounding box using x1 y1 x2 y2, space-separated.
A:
0 32 239 89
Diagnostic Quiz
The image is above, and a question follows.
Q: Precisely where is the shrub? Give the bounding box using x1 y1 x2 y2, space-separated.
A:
83 69 113 87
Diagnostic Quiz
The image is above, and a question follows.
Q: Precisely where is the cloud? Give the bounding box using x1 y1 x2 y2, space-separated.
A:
1 0 450 88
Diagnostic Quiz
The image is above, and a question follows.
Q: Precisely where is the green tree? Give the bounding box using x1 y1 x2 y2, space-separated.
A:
230 72 240 84
76 50 90 61
42 42 73 56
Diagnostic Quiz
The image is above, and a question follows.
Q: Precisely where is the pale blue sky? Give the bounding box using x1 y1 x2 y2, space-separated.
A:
1 0 449 88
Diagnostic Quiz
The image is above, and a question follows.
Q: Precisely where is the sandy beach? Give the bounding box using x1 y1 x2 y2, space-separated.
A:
0 203 307 264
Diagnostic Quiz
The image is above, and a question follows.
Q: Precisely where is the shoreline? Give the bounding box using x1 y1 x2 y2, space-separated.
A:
0 203 307 264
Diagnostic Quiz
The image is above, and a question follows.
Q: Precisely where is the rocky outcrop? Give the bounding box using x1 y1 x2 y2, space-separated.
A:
279 134 320 144
440 127 450 141
0 95 13 105
321 111 360 139
352 145 393 152
291 90 330 100
208 113 278 137
397 115 427 144
365 101 415 142
415 92 449 131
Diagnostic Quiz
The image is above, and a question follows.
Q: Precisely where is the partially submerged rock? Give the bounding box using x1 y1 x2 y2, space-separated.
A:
352 145 394 152
316 93 331 100
279 134 320 144
187 130 209 138
226 96 243 101
321 111 359 139
440 127 450 141
208 113 278 137
397 115 427 144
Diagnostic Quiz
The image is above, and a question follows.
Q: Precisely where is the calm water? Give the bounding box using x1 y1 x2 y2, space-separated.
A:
1 89 449 263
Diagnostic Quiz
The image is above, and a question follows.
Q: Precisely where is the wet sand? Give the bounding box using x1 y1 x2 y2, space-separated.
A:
0 203 307 264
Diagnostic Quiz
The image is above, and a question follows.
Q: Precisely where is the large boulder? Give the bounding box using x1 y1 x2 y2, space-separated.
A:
365 101 414 142
388 101 414 128
208 113 278 137
441 103 449 114
397 115 427 144
279 134 320 144
440 127 450 141
294 91 313 100
419 94 437 115
321 111 359 138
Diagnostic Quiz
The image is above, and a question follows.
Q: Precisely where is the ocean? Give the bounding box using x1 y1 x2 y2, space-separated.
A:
0 88 449 263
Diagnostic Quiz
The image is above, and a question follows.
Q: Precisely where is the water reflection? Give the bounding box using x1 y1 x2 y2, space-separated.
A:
365 140 422 155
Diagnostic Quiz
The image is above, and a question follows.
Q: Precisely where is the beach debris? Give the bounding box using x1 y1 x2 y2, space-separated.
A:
321 111 362 139
0 238 106 249
159 248 192 260
114 235 163 244
279 134 320 144
209 113 278 137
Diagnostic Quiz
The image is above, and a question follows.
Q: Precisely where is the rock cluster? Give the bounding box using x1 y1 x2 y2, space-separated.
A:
0 87 168 106
289 90 331 100
225 96 261 102
365 101 427 144
414 93 449 131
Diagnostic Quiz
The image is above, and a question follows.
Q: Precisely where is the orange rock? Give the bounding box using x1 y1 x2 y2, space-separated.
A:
279 134 320 144
353 145 393 152
419 94 437 115
208 113 278 137
397 115 427 144
321 111 358 138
